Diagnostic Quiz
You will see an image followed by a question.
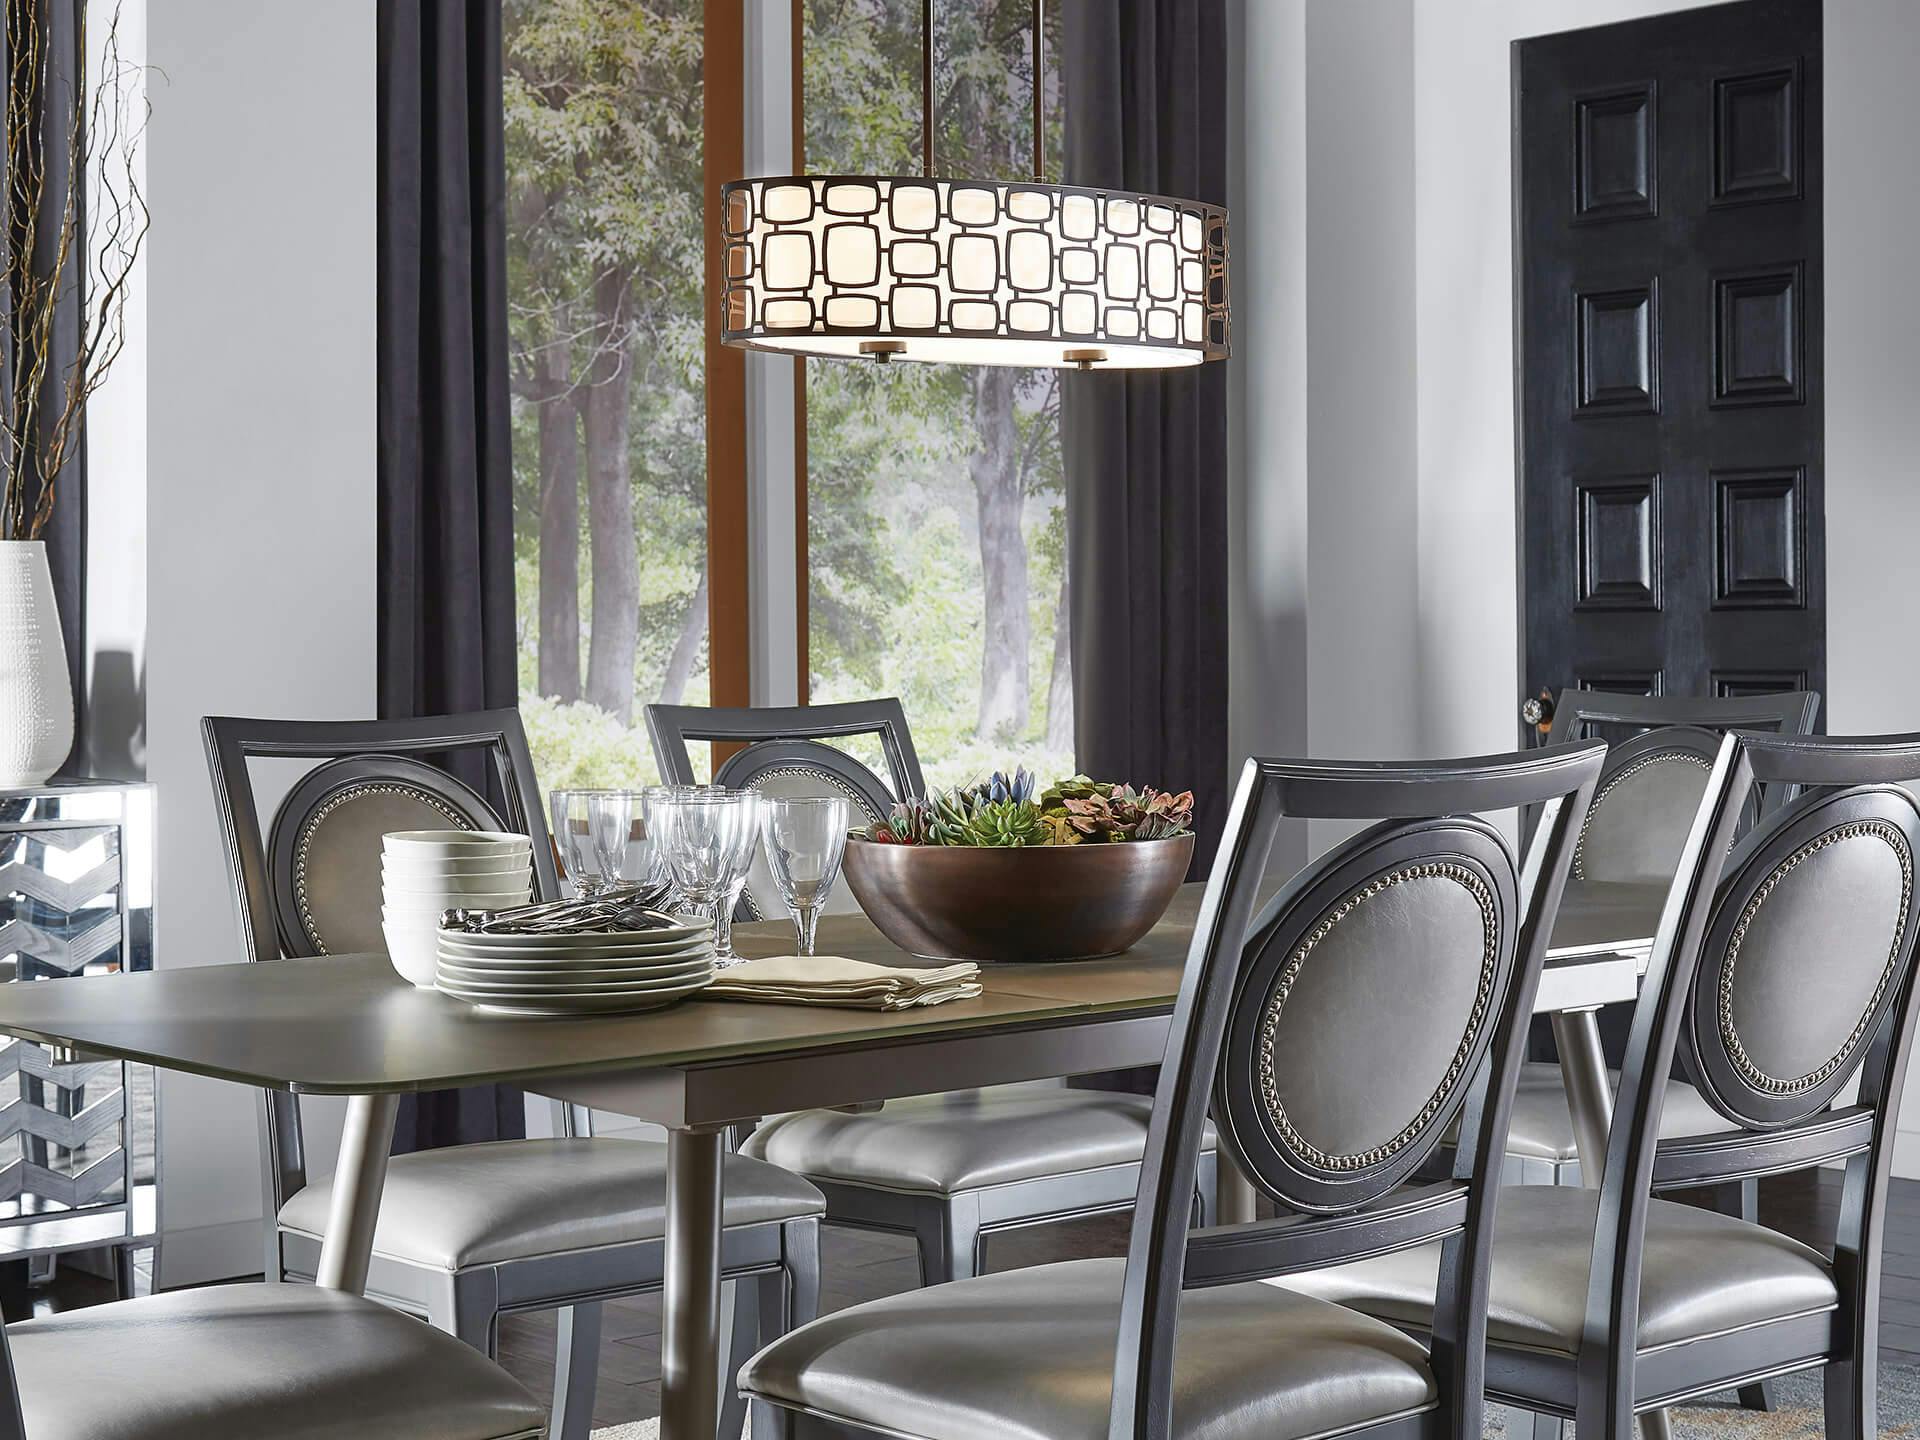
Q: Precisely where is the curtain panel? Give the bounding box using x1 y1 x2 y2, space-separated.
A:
1061 0 1232 875
376 0 523 1152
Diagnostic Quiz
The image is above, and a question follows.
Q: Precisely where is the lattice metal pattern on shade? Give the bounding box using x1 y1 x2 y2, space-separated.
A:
721 175 1231 370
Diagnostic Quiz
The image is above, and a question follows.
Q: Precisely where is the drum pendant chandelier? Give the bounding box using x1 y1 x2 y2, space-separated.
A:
719 0 1231 371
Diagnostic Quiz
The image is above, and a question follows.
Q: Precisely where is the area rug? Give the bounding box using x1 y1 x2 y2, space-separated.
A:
587 1368 1920 1439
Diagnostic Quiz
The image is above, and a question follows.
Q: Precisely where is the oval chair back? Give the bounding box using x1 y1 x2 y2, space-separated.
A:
1572 725 1724 885
1581 731 1920 1440
1109 742 1607 1440
645 699 924 921
1546 688 1821 837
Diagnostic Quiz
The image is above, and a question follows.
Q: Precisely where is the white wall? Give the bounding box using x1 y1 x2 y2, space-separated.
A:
1225 0 1308 874
82 0 148 783
1304 0 1422 797
147 0 376 1282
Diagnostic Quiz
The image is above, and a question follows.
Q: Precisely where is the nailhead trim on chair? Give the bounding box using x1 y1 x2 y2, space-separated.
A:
295 782 473 953
1256 861 1499 1172
1572 750 1714 880
1720 818 1913 1096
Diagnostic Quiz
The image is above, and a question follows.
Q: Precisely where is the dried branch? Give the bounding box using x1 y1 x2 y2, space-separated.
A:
2 0 149 542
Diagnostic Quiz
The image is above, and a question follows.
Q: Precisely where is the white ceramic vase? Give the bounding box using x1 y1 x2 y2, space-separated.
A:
0 540 75 788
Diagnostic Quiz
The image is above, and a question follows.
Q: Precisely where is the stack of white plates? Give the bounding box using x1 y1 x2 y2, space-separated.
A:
434 918 715 1016
382 831 533 987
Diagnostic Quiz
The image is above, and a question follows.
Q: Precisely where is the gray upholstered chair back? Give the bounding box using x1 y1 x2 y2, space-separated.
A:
1221 814 1519 1211
1545 690 1820 885
645 699 924 920
1682 780 1920 1131
1111 743 1606 1440
201 711 557 1217
1572 725 1723 885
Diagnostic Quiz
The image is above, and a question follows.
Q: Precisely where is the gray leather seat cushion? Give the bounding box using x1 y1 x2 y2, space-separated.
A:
740 1083 1215 1194
1280 1185 1835 1355
1504 1063 1730 1164
741 1255 1437 1440
280 1136 824 1270
9 1282 545 1440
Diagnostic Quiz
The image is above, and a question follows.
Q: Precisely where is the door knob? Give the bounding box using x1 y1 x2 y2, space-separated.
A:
1520 688 1555 740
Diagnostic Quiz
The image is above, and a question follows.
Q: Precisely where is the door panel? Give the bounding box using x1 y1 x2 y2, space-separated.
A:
1516 0 1824 722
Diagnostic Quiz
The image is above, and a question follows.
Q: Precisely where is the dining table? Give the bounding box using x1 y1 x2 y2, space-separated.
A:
0 875 1666 1440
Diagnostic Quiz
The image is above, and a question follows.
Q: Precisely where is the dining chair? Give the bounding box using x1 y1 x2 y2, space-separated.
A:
203 710 824 1440
1285 729 1920 1440
0 1281 547 1438
646 699 1218 1284
738 741 1606 1440
1513 690 1820 1415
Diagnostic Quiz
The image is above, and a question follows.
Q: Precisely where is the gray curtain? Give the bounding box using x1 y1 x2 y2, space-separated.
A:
376 0 523 1152
1062 0 1231 875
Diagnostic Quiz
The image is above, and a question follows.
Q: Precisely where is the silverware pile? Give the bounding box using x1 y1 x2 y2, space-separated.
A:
440 882 676 935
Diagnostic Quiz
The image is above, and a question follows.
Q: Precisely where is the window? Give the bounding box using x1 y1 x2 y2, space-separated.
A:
506 1 1076 795
505 0 718 786
802 0 1070 790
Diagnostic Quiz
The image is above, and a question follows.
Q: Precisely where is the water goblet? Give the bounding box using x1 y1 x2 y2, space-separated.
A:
759 796 852 956
654 789 762 963
549 788 613 897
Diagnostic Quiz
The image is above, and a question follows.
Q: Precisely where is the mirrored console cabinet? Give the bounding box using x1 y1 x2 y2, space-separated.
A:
0 781 156 1310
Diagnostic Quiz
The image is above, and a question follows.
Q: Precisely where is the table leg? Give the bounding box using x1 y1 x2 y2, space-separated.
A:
661 1126 726 1440
1550 1008 1613 1186
314 1092 399 1294
1217 1149 1259 1226
1550 1008 1672 1440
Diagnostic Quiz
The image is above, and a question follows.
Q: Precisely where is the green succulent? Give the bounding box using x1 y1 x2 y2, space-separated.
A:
955 798 1050 847
865 771 1192 847
870 797 935 845
1038 775 1113 810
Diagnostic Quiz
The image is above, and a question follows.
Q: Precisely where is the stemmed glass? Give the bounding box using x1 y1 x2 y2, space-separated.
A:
549 789 612 897
653 789 762 964
759 797 852 956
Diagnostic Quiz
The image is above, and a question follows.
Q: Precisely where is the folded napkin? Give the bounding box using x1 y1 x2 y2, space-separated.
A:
701 955 982 1011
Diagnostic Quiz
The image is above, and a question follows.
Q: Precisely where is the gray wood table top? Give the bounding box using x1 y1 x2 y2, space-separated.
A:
0 879 1664 1097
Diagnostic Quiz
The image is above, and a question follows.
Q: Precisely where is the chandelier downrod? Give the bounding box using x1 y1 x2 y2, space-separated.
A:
922 0 935 178
1032 0 1044 182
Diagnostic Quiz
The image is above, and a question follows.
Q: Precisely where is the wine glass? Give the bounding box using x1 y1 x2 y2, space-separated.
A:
549 788 612 897
653 789 762 963
759 797 852 956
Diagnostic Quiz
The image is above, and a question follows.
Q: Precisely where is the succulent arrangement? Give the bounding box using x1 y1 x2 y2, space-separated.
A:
868 768 1195 848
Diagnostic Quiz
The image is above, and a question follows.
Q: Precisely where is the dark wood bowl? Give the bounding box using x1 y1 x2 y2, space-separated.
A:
840 832 1196 963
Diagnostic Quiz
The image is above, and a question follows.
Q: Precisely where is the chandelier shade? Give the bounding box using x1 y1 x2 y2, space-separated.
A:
720 175 1231 370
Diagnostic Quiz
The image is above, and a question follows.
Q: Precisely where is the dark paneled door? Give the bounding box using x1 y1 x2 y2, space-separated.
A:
1516 0 1823 718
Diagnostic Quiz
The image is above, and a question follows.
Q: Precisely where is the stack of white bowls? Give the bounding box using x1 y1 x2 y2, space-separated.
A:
381 830 533 987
